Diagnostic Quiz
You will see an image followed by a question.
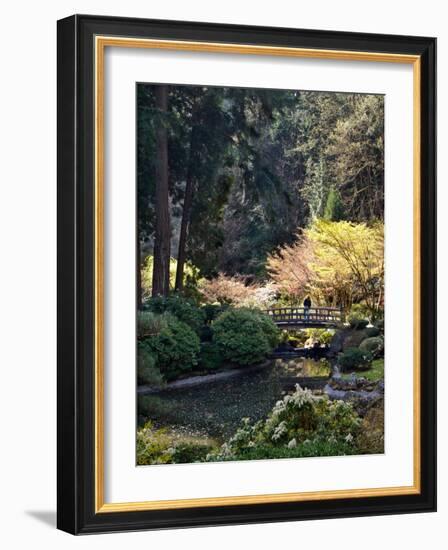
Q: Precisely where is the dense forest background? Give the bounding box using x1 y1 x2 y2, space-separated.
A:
137 83 384 309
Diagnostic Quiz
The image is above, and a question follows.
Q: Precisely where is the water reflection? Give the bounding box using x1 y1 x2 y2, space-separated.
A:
274 357 331 378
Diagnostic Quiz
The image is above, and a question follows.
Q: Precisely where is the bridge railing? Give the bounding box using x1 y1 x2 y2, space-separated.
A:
262 306 342 325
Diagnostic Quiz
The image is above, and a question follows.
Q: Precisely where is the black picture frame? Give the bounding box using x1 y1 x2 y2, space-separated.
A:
57 14 436 534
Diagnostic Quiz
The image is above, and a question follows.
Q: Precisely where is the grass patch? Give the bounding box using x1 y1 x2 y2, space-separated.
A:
342 358 384 382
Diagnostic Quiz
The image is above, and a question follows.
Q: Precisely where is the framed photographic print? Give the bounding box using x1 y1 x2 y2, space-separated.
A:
57 14 436 534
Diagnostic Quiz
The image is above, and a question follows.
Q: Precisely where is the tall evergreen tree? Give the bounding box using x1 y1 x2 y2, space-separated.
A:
324 187 345 221
137 85 384 292
152 85 171 297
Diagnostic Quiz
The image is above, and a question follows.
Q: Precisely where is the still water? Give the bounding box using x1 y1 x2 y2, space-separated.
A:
139 358 331 440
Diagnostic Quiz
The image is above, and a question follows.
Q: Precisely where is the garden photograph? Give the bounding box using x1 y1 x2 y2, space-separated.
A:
136 83 385 466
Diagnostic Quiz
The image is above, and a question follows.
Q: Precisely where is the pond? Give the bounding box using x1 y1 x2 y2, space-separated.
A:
275 356 331 377
138 357 332 441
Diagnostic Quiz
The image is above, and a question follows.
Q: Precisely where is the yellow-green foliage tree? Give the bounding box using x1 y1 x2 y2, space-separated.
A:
267 220 384 318
306 220 384 318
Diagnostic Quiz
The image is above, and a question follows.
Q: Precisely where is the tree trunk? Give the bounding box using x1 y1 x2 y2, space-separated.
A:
175 110 199 292
174 169 195 291
136 233 143 309
152 85 171 297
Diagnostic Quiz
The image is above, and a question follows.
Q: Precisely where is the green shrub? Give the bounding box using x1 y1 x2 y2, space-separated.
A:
137 311 169 341
145 317 200 380
199 325 213 342
145 294 206 334
212 308 279 366
202 303 229 323
359 336 384 358
365 326 380 337
286 330 309 347
172 442 214 463
338 347 373 371
138 395 177 420
252 309 281 347
137 345 164 386
349 303 371 319
136 422 217 465
207 440 356 462
198 342 223 371
303 328 334 345
348 315 369 330
356 399 384 454
208 385 361 462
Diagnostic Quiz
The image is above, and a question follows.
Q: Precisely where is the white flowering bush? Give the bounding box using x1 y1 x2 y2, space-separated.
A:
208 385 361 461
240 283 278 309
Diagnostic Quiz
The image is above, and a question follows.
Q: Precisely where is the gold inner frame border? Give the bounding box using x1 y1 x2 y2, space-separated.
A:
94 35 421 513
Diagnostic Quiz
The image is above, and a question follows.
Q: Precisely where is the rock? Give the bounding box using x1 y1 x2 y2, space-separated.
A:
329 329 349 356
324 378 384 415
342 329 369 350
329 327 377 355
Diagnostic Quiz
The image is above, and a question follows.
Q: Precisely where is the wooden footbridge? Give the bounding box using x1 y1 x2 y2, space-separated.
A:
262 306 343 329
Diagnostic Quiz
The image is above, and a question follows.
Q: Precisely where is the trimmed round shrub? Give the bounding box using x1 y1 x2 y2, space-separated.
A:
202 303 229 323
348 315 369 330
145 295 206 334
251 309 281 347
145 317 200 380
212 308 279 366
359 336 384 358
374 318 385 333
137 345 163 386
338 347 373 371
172 442 214 464
365 326 380 338
137 311 169 341
198 342 223 371
199 324 213 342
